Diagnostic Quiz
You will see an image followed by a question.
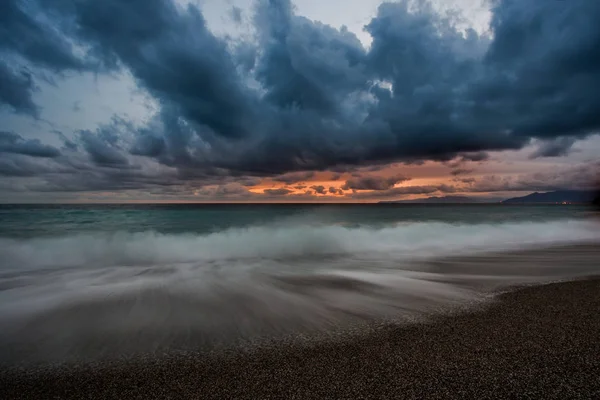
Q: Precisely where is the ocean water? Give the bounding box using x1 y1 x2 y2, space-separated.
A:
1 204 599 365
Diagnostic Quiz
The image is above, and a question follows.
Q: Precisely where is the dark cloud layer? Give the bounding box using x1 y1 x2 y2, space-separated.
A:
1 0 600 197
0 0 89 71
273 171 315 184
0 62 38 116
342 174 411 191
263 187 293 196
0 131 60 158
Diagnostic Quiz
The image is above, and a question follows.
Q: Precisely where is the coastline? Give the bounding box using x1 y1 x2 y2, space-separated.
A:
3 276 600 399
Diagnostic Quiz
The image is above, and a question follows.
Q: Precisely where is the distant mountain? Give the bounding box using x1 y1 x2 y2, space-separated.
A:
502 190 596 204
380 196 491 204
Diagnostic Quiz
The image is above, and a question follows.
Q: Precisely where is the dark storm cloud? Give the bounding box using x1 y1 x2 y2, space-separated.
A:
363 165 388 172
75 117 140 167
273 171 315 184
0 131 61 158
168 0 596 171
329 166 356 174
0 156 55 177
342 174 411 191
2 0 600 196
0 0 88 71
130 134 165 158
0 62 38 116
253 0 367 116
70 0 256 140
79 130 130 167
529 137 578 159
482 0 600 139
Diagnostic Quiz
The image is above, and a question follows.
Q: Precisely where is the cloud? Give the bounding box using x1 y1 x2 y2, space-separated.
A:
0 131 60 158
0 0 90 71
450 168 474 176
445 152 490 168
238 177 262 187
196 183 252 199
254 0 368 116
0 62 39 116
467 161 600 192
454 177 476 184
311 185 326 194
483 0 600 140
230 6 243 24
272 171 315 184
70 0 255 141
342 174 411 190
529 137 578 159
75 117 142 167
1 0 600 198
263 188 293 196
459 152 489 162
79 130 130 167
350 184 456 199
0 0 102 114
130 134 165 159
0 155 57 177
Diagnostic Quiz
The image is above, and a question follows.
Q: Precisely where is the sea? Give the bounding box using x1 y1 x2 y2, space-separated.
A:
1 204 599 365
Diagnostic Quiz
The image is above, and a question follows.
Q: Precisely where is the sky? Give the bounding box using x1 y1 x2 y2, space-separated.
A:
0 0 599 203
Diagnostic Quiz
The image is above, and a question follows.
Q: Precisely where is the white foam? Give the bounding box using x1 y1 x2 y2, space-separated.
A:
0 219 598 271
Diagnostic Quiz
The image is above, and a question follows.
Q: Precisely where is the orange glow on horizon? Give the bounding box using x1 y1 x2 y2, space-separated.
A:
62 159 515 203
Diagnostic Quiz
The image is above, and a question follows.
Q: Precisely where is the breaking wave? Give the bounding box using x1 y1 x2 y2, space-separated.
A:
0 219 598 365
1 219 598 270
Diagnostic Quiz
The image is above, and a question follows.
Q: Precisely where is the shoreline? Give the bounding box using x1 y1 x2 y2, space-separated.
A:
3 277 600 399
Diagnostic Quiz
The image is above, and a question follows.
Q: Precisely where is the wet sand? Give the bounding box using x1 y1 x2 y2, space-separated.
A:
2 276 600 399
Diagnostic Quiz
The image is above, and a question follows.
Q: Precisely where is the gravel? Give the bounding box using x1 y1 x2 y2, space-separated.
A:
2 277 600 399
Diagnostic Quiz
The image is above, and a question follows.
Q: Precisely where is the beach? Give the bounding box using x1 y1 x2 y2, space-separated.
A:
2 274 600 398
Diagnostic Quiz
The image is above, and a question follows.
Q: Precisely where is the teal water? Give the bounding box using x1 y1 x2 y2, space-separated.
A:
0 203 593 238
